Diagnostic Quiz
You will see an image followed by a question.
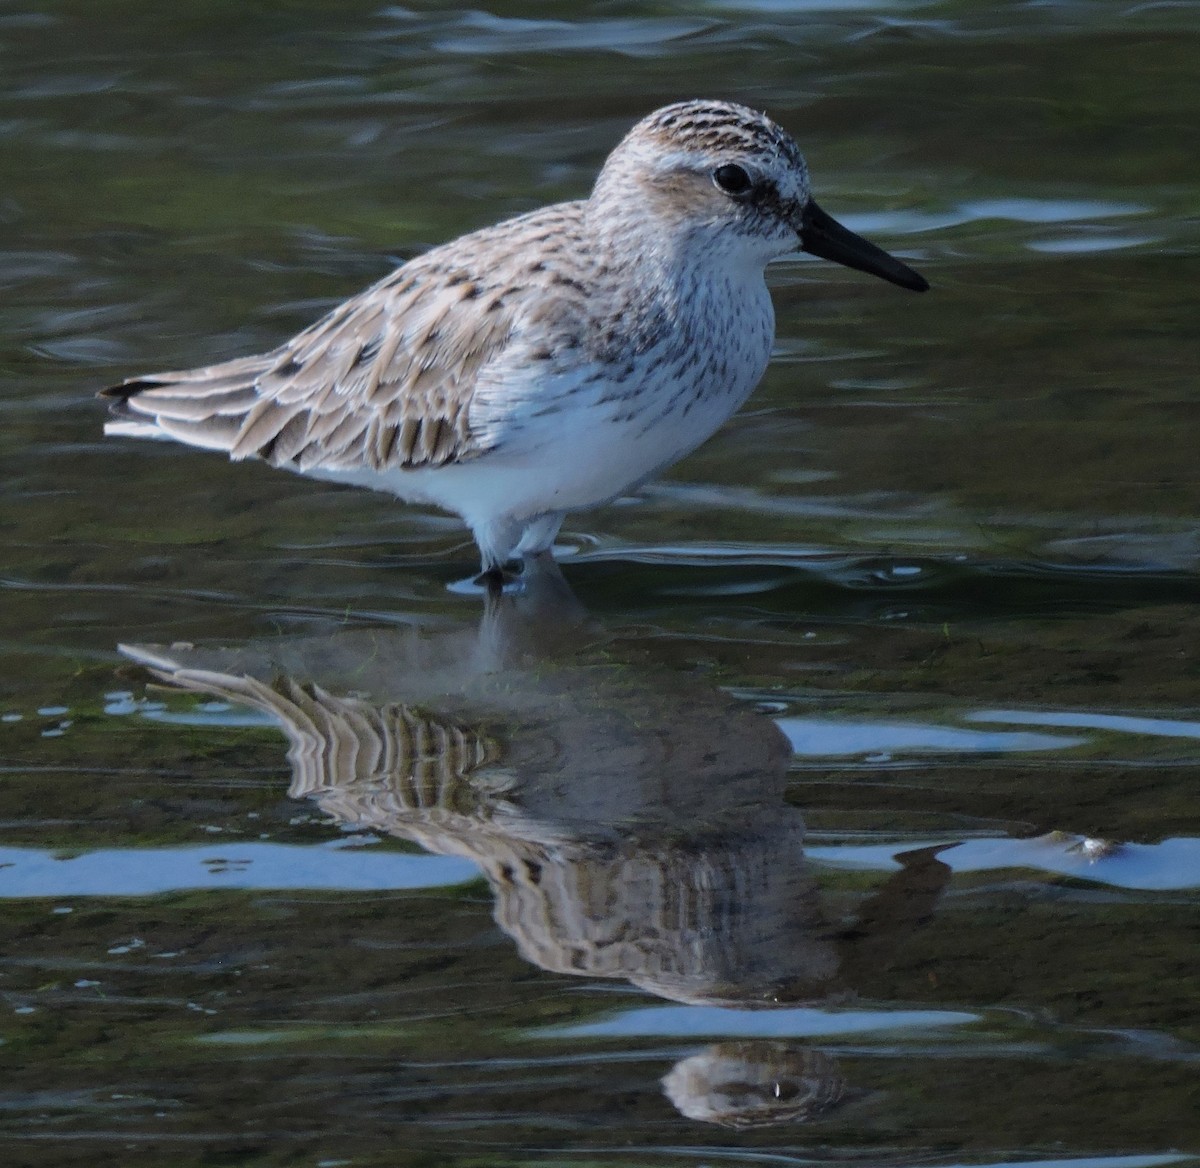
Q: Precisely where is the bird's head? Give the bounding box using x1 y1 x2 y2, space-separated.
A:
594 99 928 292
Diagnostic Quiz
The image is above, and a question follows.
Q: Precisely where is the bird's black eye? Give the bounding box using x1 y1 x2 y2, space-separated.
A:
712 163 753 197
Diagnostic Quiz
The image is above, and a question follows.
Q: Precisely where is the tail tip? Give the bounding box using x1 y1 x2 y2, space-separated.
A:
98 376 161 404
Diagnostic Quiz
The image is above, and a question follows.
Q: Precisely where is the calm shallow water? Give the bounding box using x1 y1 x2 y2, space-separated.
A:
1 1 1199 1165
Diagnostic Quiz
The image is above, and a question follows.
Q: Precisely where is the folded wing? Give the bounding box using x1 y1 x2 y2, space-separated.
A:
102 254 521 471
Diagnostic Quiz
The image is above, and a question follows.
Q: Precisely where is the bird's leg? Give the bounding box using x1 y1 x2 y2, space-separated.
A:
477 566 507 596
474 561 522 596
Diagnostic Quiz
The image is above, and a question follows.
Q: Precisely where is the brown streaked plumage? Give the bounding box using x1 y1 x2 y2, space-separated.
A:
102 99 928 577
104 206 590 472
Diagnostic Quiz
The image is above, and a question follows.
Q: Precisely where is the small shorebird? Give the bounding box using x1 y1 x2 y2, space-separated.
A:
102 100 927 581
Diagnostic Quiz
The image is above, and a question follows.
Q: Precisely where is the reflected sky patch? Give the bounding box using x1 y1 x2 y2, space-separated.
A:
0 841 480 897
968 708 1200 740
841 198 1148 237
535 1003 979 1039
808 835 1200 890
776 716 1085 757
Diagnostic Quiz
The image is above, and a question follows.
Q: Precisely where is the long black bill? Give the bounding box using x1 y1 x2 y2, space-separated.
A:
800 200 929 292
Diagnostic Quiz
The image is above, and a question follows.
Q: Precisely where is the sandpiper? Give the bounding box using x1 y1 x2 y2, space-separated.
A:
101 100 928 580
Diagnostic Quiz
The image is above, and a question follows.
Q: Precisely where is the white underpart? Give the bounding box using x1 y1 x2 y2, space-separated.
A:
313 253 776 566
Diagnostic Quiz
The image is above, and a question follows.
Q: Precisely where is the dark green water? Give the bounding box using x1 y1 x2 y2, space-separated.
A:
1 2 1198 1165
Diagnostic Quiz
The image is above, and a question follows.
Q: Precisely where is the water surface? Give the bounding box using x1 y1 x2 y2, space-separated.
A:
1 2 1198 1165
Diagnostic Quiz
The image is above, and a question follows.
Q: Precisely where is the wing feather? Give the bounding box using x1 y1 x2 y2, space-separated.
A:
101 201 591 474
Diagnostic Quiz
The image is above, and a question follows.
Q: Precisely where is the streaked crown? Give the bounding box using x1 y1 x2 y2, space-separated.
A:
633 100 807 177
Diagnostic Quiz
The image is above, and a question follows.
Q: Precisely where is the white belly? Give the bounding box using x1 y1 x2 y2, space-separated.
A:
314 263 776 559
331 333 769 519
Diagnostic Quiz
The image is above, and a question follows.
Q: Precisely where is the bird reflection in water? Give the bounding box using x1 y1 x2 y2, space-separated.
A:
122 554 952 1130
